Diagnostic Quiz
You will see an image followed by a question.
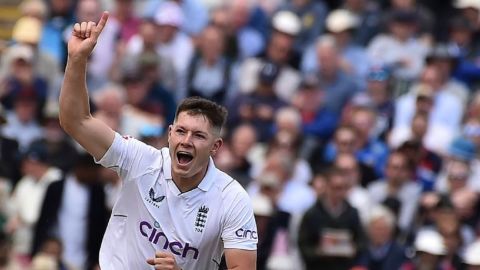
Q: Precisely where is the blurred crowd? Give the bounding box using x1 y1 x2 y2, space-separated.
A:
1 0 480 269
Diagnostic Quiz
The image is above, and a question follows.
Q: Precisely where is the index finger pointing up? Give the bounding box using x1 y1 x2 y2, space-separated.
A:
91 11 109 39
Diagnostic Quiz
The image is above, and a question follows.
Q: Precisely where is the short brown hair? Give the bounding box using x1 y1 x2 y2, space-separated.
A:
175 96 228 131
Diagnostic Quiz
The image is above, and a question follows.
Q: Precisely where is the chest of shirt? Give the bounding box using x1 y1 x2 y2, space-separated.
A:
118 172 224 260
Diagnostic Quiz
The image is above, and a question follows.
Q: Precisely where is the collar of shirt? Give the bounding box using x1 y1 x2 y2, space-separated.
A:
161 148 217 192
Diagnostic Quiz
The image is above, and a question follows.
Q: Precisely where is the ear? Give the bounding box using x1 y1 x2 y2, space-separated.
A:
210 138 223 156
167 125 173 142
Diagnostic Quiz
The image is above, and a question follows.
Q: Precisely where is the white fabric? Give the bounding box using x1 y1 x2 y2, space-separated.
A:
347 185 372 224
2 112 43 151
58 175 89 270
367 34 429 80
238 58 302 102
10 167 62 254
126 32 194 101
367 180 422 232
96 133 257 270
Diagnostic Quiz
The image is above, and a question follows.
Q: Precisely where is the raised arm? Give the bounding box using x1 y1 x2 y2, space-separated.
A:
59 12 115 161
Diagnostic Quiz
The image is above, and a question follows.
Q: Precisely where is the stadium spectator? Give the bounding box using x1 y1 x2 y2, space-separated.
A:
186 24 233 105
32 154 109 270
298 167 366 270
5 142 62 264
360 205 408 270
368 151 422 237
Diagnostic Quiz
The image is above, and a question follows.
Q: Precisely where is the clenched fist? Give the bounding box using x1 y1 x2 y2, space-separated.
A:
68 11 109 60
146 251 181 270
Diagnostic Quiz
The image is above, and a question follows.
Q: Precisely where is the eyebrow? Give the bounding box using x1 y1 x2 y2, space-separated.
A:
175 125 209 136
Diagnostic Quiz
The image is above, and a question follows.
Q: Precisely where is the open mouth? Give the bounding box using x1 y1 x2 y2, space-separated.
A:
176 151 193 165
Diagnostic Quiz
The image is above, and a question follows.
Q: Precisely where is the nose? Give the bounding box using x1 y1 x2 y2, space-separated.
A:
180 131 193 146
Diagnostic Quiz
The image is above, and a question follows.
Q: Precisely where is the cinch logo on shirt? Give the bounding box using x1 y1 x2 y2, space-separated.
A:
139 221 199 259
235 228 258 240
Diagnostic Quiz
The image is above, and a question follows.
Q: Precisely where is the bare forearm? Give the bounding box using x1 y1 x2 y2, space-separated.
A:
59 56 91 131
57 12 115 160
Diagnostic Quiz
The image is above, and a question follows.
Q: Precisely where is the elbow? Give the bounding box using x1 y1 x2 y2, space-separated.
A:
58 112 72 134
58 111 90 135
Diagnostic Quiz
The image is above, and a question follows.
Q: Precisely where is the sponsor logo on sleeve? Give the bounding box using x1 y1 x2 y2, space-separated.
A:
235 228 258 240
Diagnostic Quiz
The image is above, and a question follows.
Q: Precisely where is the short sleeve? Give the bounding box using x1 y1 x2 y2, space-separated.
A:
95 133 162 181
221 183 258 250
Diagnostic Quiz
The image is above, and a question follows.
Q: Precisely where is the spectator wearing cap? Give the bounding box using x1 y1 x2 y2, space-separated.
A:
33 154 109 270
228 61 288 142
401 229 447 270
347 66 395 141
0 16 61 99
5 141 62 264
313 35 360 114
139 123 166 150
416 195 476 257
367 151 422 238
393 65 464 154
435 137 480 193
453 0 480 32
186 24 233 105
291 75 338 145
142 0 209 37
302 9 370 90
463 240 480 269
367 9 430 85
387 0 435 38
237 11 302 103
126 1 194 101
277 0 328 53
18 0 64 66
342 0 382 46
0 44 47 117
425 43 469 105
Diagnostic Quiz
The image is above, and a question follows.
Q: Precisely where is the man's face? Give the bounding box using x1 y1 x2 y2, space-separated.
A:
386 154 408 184
368 218 393 247
267 32 293 64
158 25 177 43
327 175 350 203
335 128 356 154
168 112 222 181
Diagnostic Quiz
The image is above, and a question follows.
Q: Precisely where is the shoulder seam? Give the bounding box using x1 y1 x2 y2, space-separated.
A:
221 178 235 192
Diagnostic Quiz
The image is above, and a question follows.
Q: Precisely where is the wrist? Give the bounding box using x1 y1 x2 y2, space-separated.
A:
67 54 89 64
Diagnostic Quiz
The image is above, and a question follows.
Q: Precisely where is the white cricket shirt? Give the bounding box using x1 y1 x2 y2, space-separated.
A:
96 133 257 270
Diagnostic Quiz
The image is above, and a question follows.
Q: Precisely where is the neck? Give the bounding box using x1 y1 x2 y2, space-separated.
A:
204 56 219 66
33 167 49 181
173 165 208 193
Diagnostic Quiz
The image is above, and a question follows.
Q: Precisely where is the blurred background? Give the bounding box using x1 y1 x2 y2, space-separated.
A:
1 0 480 269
